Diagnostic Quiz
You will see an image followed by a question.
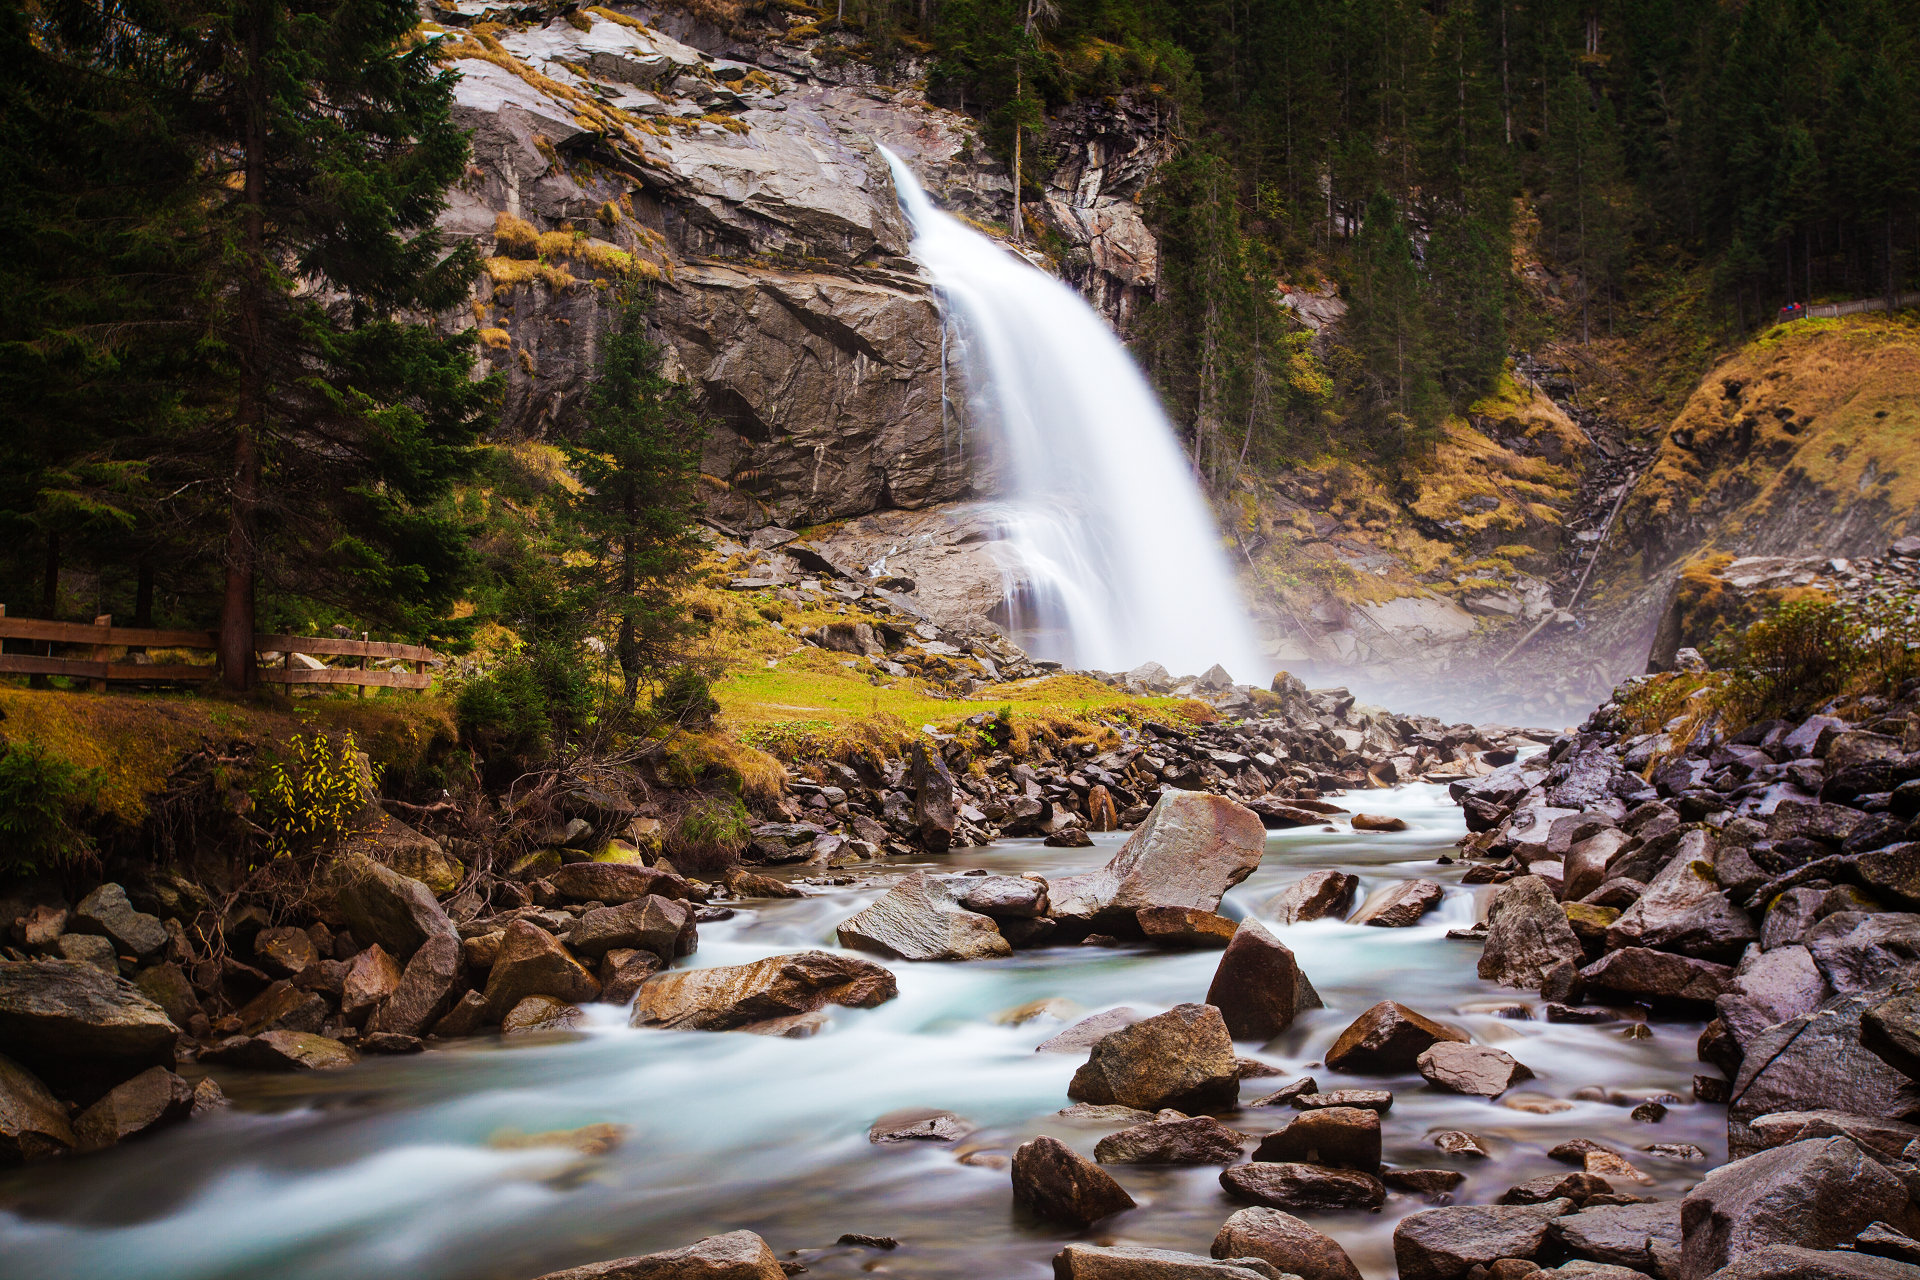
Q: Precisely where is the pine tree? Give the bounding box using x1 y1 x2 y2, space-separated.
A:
557 294 708 709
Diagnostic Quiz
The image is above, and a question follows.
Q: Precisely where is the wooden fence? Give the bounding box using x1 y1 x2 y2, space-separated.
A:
0 606 435 691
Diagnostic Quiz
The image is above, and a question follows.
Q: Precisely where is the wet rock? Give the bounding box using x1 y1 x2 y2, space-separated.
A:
836 872 1011 961
1759 889 1826 950
234 980 328 1035
910 739 958 852
598 948 661 1005
370 932 466 1036
1431 1130 1492 1158
1479 877 1584 990
529 1229 786 1280
1604 833 1755 961
1211 1206 1364 1280
429 990 489 1038
0 960 178 1083
1862 992 1920 1078
1855 1223 1920 1266
1036 1007 1143 1053
1805 912 1920 993
547 862 691 905
1094 1114 1244 1165
1137 907 1239 948
1251 1106 1380 1170
1052 1244 1286 1279
1059 1103 1158 1124
1204 920 1323 1040
0 1053 73 1162
1220 1162 1386 1211
1349 879 1444 927
359 1032 422 1054
723 868 805 899
1703 1244 1920 1280
1499 1172 1613 1206
1578 948 1733 1007
1548 1200 1681 1270
1068 1003 1239 1113
569 895 696 964
1352 814 1408 832
1246 1076 1318 1107
1292 1089 1391 1112
1746 1111 1920 1165
71 883 167 960
1248 798 1339 828
340 944 402 1025
72 1067 195 1151
1856 843 1920 908
1391 1199 1576 1280
1047 792 1265 928
481 922 597 1021
1565 830 1633 902
252 927 317 978
133 963 202 1031
1011 1134 1135 1227
1728 989 1920 1157
1717 945 1830 1054
1267 871 1359 924
501 996 583 1034
1325 1001 1469 1074
1681 1137 1908 1278
868 1107 976 1143
201 1030 358 1071
947 875 1048 918
1382 1168 1467 1195
630 950 896 1031
329 856 458 962
1416 1042 1534 1097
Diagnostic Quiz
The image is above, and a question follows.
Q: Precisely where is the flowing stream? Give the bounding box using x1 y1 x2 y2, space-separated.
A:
0 785 1721 1280
881 149 1265 682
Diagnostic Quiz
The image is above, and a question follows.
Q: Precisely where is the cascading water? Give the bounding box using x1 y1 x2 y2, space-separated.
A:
880 149 1265 682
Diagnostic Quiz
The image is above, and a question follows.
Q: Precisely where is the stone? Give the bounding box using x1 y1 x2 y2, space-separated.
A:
1010 1134 1136 1227
1548 1200 1681 1270
360 1032 423 1054
430 989 489 1038
528 1229 785 1280
836 873 1010 961
1605 834 1756 961
1566 830 1633 903
1805 912 1920 993
1761 889 1827 950
1325 1001 1469 1074
1681 1137 1908 1278
569 895 696 964
1863 993 1920 1078
1729 990 1920 1157
1250 1106 1380 1170
1383 1168 1468 1194
1059 1103 1158 1124
71 1067 195 1151
1094 1114 1244 1164
132 962 202 1030
201 1030 358 1071
630 950 896 1031
1067 1003 1239 1113
1211 1207 1364 1280
1703 1245 1920 1280
1220 1162 1387 1211
1479 877 1585 990
1349 879 1444 927
1717 945 1830 1053
1856 844 1920 908
329 856 457 961
0 960 177 1083
1293 1089 1392 1112
56 932 118 972
547 862 691 905
1391 1200 1576 1280
71 883 168 959
1267 871 1359 924
1417 1042 1534 1096
340 944 403 1024
14 905 67 952
1137 906 1240 947
1204 919 1324 1040
1746 1111 1920 1165
370 932 466 1036
947 875 1049 918
1431 1130 1492 1158
234 980 328 1035
1855 1223 1920 1266
501 996 583 1034
0 1053 74 1162
723 868 804 899
1352 813 1409 832
598 948 662 1005
1037 1007 1143 1053
1579 948 1733 1006
1500 1172 1613 1206
1051 1245 1286 1279
252 926 317 977
1046 792 1266 928
868 1107 976 1143
910 739 958 852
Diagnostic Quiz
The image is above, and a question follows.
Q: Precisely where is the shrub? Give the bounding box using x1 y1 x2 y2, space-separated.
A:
456 643 596 781
653 667 720 729
251 732 375 865
1711 594 1920 725
666 792 750 875
0 737 100 878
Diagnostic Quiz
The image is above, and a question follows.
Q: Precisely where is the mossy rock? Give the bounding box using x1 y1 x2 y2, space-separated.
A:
508 848 564 879
590 841 649 866
1561 902 1620 942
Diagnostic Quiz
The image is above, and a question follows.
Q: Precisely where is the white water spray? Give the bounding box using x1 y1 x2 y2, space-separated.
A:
881 149 1265 682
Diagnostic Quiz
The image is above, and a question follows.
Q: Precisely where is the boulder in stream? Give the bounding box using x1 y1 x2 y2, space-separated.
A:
835 873 1011 961
1266 871 1358 924
370 933 465 1036
1094 1114 1244 1165
1251 1106 1380 1170
1219 1162 1387 1212
1053 1245 1288 1279
1136 906 1239 948
547 862 692 905
1046 792 1265 930
1348 879 1444 927
200 1029 358 1071
1211 1207 1364 1280
72 1066 195 1151
868 1107 976 1143
1681 1136 1908 1278
0 1052 74 1162
1324 1001 1468 1074
1067 1002 1239 1113
1477 875 1584 990
630 950 897 1032
1011 1134 1136 1227
1204 919 1323 1040
530 1229 786 1280
1416 1042 1534 1097
1391 1199 1576 1280
483 922 596 1021
568 895 696 964
0 959 178 1086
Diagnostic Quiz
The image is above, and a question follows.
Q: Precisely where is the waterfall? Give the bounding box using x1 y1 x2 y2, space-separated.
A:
881 149 1266 683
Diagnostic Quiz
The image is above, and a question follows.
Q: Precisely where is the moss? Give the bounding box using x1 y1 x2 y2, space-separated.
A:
478 327 511 349
485 256 576 295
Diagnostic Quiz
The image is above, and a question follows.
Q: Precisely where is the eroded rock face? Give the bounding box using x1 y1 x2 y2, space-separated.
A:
1204 920 1323 1040
200 1030 358 1071
835 872 1010 961
1067 1003 1239 1113
630 950 896 1031
1728 988 1920 1157
1416 1042 1534 1097
1047 793 1266 929
1680 1137 1907 1279
530 1228 786 1280
1211 1207 1364 1280
1011 1135 1135 1227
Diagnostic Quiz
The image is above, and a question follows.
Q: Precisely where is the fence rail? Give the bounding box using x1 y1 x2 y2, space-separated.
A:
0 607 434 692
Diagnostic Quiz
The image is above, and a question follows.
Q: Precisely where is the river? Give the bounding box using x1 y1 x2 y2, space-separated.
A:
0 783 1719 1280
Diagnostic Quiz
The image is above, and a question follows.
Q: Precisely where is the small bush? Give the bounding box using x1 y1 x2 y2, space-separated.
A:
250 732 374 865
0 737 100 878
1711 594 1920 725
456 644 596 781
653 668 720 729
667 792 750 876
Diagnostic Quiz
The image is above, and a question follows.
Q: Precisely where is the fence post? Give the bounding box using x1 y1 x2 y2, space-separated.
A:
89 614 111 692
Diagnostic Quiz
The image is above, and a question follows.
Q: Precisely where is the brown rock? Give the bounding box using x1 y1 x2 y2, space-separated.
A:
133 962 202 1030
235 980 328 1036
1267 871 1359 924
1417 1042 1534 1097
1579 947 1734 1006
341 944 403 1024
548 862 691 904
1681 1136 1907 1278
570 895 696 964
1205 919 1323 1040
1036 1007 1143 1053
1349 879 1444 927
1325 1001 1469 1074
370 932 466 1036
1383 1168 1467 1195
597 949 662 1005
71 883 167 959
201 1030 358 1071
1211 1207 1364 1280
1498 1172 1613 1206
529 1229 785 1280
835 873 1010 961
479 923 594 1021
252 926 318 978
911 739 958 852
1053 1245 1286 1279
1293 1089 1391 1112
868 1107 976 1143
1431 1130 1492 1158
1565 829 1632 903
1351 813 1408 832
1067 1003 1239 1113
1137 906 1239 948
1605 832 1756 961
1392 1200 1576 1280
1094 1114 1244 1165
1478 876 1584 989
501 996 583 1034
328 855 457 961
430 989 490 1038
0 960 178 1083
15 905 67 952
630 950 896 1031
1220 1162 1386 1211
1011 1134 1136 1227
1047 792 1266 927
0 1052 74 1163
1251 1106 1380 1170
72 1067 195 1151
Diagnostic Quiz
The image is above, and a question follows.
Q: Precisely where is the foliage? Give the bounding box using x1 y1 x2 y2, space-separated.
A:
454 649 594 782
0 738 101 878
1711 595 1920 725
653 668 721 729
250 732 376 863
666 792 752 875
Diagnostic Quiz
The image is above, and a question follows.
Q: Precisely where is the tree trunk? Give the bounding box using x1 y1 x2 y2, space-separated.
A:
1010 61 1024 244
619 507 639 706
134 557 155 629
